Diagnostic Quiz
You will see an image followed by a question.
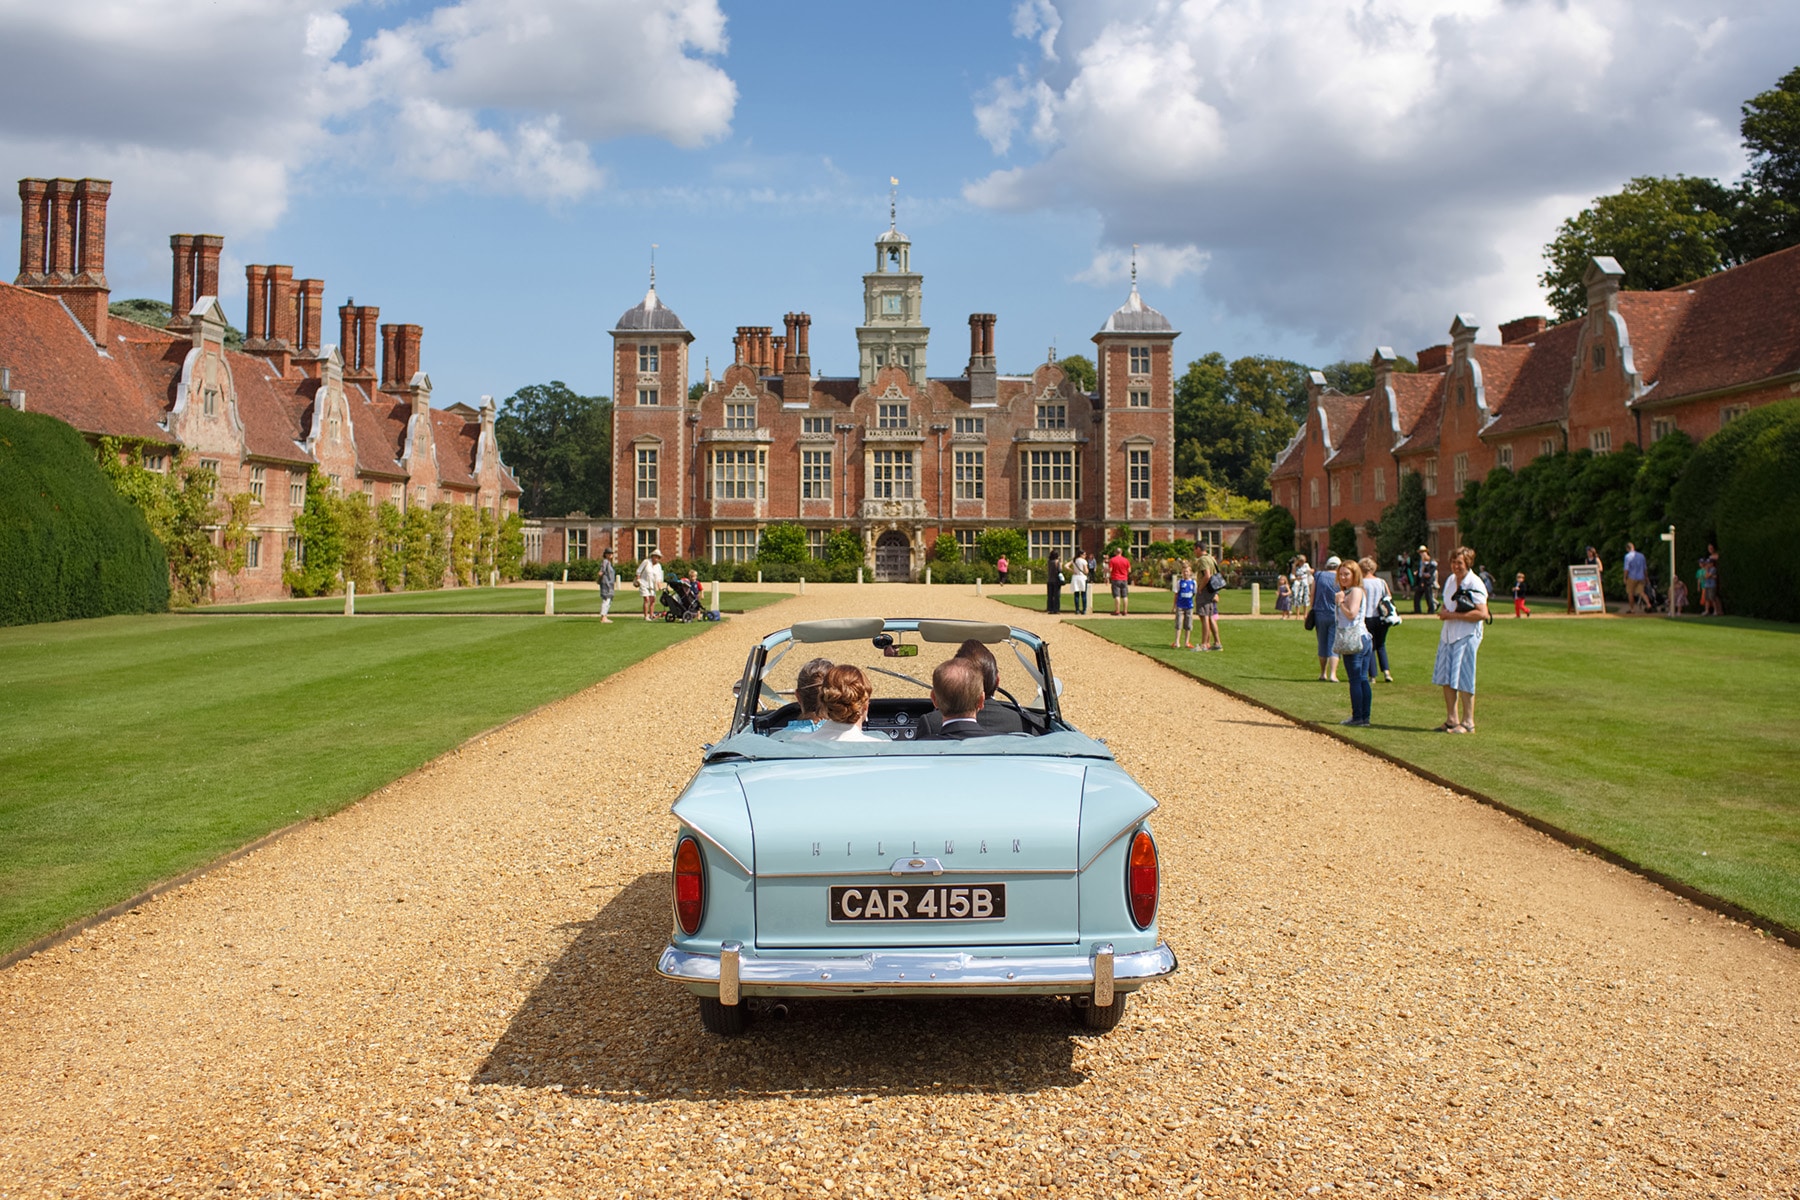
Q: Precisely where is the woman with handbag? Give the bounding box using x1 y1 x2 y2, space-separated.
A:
1433 546 1490 733
1333 560 1373 725
1358 556 1395 682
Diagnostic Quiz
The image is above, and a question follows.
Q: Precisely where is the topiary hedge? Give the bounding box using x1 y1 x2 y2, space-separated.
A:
0 408 170 625
1705 401 1800 622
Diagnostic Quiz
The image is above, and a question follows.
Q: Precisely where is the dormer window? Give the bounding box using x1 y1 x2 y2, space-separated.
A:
724 402 755 429
877 402 910 428
1036 402 1067 429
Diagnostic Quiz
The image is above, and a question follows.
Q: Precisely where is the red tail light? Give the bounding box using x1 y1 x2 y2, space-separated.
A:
673 836 705 936
1127 830 1159 929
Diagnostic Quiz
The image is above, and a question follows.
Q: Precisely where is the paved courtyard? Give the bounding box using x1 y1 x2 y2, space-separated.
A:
1 585 1795 1198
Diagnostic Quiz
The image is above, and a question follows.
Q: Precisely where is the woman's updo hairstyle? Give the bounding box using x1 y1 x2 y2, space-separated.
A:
818 664 873 725
794 658 834 718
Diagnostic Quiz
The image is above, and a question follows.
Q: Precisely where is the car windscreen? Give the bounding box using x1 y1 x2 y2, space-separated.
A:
756 631 1048 717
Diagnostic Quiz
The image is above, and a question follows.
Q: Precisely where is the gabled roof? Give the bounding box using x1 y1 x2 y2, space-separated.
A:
1638 241 1800 401
1391 371 1450 456
0 282 169 441
1481 319 1582 438
429 408 478 489
227 350 314 464
1466 343 1531 422
1323 394 1373 468
1613 292 1693 388
345 381 409 477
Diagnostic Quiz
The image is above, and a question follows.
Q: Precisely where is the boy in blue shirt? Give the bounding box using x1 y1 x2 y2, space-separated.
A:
1172 564 1198 649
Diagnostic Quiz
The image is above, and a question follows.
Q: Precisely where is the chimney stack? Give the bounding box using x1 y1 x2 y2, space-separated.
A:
382 323 423 390
783 312 813 403
1499 315 1547 344
15 177 112 342
1414 345 1449 372
295 279 324 355
167 234 223 331
380 323 401 389
340 303 379 382
1584 256 1625 314
245 265 270 345
1449 313 1479 362
968 313 997 401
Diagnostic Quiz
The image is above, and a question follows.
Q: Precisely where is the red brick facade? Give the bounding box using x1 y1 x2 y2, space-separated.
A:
1270 248 1800 563
3 177 520 601
580 227 1181 577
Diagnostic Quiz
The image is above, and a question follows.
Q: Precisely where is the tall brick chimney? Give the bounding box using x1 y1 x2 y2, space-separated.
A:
1414 345 1449 372
295 279 324 355
1499 316 1547 345
15 177 111 342
783 312 813 404
167 234 223 331
380 323 401 389
340 302 379 383
381 323 423 391
245 265 270 344
968 312 997 401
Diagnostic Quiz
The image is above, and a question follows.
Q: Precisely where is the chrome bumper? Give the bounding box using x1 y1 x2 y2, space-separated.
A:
657 941 1177 1004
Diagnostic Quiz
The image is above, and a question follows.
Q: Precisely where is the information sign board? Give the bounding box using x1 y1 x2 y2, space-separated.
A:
1568 564 1606 614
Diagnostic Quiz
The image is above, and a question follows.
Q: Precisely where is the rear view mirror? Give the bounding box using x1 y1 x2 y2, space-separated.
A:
883 644 919 657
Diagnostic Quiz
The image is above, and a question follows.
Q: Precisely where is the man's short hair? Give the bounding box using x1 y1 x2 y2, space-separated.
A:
954 638 1000 697
933 657 987 718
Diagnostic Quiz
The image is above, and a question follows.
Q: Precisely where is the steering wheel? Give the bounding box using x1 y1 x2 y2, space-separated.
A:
991 685 1044 733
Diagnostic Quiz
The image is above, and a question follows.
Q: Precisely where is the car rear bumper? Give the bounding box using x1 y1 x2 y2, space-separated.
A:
656 941 1177 1003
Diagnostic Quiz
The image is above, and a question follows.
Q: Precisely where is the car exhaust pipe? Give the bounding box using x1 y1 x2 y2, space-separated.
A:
769 1002 790 1021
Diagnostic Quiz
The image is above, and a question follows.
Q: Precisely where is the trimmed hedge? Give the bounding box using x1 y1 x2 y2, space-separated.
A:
1707 401 1800 622
1 408 169 625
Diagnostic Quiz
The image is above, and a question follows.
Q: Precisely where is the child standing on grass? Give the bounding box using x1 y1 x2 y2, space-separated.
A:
1512 572 1531 618
1172 564 1197 650
1276 574 1292 618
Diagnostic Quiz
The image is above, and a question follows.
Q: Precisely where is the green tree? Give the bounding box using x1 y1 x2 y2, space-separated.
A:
496 512 526 581
758 523 808 564
108 298 245 347
97 441 221 605
1316 356 1417 397
977 528 1027 565
1734 67 1800 260
1256 504 1296 566
1374 470 1429 568
1173 353 1304 498
1539 176 1739 323
284 470 345 597
494 381 612 518
823 529 865 568
375 501 405 591
1057 354 1097 392
448 503 480 585
932 533 960 562
1328 519 1359 563
689 380 709 402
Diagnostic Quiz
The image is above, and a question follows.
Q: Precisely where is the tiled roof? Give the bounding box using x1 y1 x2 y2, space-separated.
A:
1387 372 1443 454
346 382 409 477
1467 344 1530 418
227 350 314 464
1482 320 1581 437
1639 242 1800 401
1614 292 1693 387
1315 392 1362 459
1268 428 1305 478
0 283 168 441
1323 394 1373 467
429 407 478 488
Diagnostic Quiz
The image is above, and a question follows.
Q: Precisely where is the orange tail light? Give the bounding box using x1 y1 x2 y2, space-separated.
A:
674 836 705 935
1127 830 1159 929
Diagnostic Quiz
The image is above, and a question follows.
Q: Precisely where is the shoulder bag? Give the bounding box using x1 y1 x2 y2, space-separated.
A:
1304 609 1317 631
1332 613 1365 657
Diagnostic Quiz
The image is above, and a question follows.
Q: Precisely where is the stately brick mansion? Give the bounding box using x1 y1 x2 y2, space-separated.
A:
2 177 520 601
1272 246 1800 565
560 218 1182 580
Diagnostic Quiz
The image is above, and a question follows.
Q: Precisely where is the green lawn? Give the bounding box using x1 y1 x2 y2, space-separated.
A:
0 612 733 955
1070 613 1800 933
204 586 790 615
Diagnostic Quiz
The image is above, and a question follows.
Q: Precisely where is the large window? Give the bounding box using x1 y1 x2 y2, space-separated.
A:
1029 528 1075 559
249 465 265 502
711 528 756 563
801 449 831 499
566 528 589 560
955 529 981 561
1650 417 1675 443
1421 457 1439 496
954 449 984 500
1131 529 1150 558
1539 437 1556 458
954 416 985 435
1128 390 1151 408
636 448 658 500
245 536 262 570
1589 428 1611 454
1453 452 1469 494
1496 444 1513 471
638 345 659 373
709 449 767 500
1329 475 1340 506
637 387 659 406
801 416 831 435
807 529 829 559
1128 448 1151 500
1373 467 1387 502
290 476 306 508
635 528 658 561
725 402 755 429
1025 450 1077 500
877 402 910 428
1351 471 1362 504
1309 478 1319 509
1720 405 1748 428
1129 346 1151 375
1035 403 1067 429
870 450 915 499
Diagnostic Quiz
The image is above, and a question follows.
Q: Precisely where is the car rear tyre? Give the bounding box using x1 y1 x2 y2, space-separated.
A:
1074 992 1128 1032
698 997 749 1037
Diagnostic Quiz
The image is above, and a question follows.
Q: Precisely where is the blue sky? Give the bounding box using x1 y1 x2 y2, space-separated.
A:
4 0 1797 407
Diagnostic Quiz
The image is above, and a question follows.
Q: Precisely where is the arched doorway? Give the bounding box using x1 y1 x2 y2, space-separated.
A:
874 530 912 582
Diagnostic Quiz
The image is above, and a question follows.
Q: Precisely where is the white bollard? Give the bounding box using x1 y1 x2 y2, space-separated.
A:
710 579 720 612
545 581 555 616
490 569 498 588
1027 569 1033 586
561 568 568 584
1251 582 1262 616
977 578 984 597
344 580 355 617
926 567 932 586
857 568 864 584
757 569 763 584
799 577 806 595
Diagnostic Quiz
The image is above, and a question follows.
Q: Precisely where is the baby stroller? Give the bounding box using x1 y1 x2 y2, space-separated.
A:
660 577 703 622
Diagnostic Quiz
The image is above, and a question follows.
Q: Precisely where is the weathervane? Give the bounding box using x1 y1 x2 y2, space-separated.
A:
889 177 899 230
1131 243 1139 288
650 243 658 287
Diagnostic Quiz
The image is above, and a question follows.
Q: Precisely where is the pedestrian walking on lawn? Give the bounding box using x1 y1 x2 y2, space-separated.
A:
1276 574 1292 617
995 554 1009 585
1070 551 1090 615
1196 549 1223 651
1622 542 1649 614
1512 572 1532 618
1172 563 1197 649
1359 556 1395 682
598 548 617 623
1046 550 1064 614
1703 543 1722 615
1413 548 1438 614
1293 556 1312 611
1109 549 1133 615
1335 559 1373 726
1669 574 1688 614
636 550 664 621
1312 555 1341 682
1433 546 1490 734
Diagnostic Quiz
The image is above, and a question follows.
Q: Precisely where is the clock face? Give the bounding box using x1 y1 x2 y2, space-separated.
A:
883 293 903 315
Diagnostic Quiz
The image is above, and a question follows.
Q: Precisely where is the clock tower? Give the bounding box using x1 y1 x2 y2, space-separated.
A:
856 198 928 388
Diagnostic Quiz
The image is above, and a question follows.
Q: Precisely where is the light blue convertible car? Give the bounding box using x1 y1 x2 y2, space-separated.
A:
656 617 1178 1036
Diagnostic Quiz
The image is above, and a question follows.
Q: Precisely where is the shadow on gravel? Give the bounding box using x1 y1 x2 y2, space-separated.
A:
474 873 1085 1101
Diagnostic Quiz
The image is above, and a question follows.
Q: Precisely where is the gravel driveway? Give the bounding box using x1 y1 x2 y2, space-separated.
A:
2 585 1795 1198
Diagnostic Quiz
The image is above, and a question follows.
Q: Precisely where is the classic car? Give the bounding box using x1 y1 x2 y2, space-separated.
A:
655 617 1178 1036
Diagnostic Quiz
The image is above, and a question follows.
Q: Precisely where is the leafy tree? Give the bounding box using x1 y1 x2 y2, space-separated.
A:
932 533 960 562
1734 67 1800 260
401 504 441 589
1317 356 1417 396
494 381 612 518
496 512 526 580
1173 353 1304 498
1539 176 1739 323
1057 354 1097 393
689 380 709 402
1328 519 1359 563
758 523 809 564
376 501 405 591
448 503 480 585
1256 504 1296 566
1374 470 1429 568
977 528 1027 565
824 529 865 568
1174 477 1270 521
97 440 222 605
284 469 345 597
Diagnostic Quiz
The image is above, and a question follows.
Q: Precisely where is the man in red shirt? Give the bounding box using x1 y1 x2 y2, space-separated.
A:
1108 549 1133 615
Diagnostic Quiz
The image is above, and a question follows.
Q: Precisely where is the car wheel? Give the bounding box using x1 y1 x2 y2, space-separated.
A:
1074 992 1128 1032
698 997 749 1037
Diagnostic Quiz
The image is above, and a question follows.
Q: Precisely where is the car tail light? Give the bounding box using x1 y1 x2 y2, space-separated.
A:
1127 830 1158 929
674 836 705 935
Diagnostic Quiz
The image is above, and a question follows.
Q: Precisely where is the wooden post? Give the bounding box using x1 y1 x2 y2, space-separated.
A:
344 580 355 617
545 581 555 616
1251 582 1261 616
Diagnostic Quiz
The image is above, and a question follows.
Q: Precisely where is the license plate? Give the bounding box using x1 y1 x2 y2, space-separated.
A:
828 883 1006 922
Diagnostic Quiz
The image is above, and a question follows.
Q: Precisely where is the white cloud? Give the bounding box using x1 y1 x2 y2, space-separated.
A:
1074 242 1210 288
1012 0 1063 62
967 0 1799 354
